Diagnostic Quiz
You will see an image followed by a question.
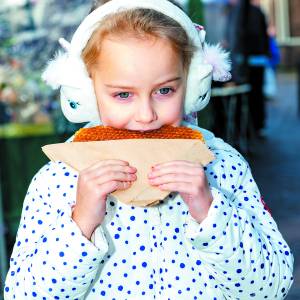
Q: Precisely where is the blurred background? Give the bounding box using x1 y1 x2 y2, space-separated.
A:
0 0 299 299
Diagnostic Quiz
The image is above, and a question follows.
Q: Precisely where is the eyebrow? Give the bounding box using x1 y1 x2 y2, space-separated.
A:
104 77 182 89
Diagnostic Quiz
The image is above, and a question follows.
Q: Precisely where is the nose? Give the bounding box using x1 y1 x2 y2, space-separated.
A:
134 97 157 124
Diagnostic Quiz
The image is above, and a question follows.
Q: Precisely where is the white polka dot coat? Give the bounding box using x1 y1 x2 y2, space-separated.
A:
4 124 294 300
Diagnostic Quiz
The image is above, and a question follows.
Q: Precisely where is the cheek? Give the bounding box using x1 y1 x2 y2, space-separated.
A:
166 106 182 122
159 98 183 123
94 89 126 127
169 92 185 117
99 102 132 128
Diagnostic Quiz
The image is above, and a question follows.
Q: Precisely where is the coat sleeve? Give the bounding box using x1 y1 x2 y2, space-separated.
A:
4 162 108 300
184 149 294 299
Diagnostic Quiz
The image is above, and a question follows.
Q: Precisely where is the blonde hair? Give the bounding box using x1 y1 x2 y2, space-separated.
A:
82 8 196 76
89 0 184 12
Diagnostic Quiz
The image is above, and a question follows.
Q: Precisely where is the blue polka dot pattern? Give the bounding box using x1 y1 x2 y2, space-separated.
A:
4 126 294 299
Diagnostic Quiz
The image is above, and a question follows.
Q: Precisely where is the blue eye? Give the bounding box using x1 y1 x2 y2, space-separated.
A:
68 100 80 109
155 87 175 96
159 87 172 95
117 92 130 99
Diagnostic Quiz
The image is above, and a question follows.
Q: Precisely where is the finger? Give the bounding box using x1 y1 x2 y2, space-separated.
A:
87 164 137 180
99 180 133 197
156 182 193 194
92 171 137 186
85 159 131 172
149 164 203 179
152 160 197 169
149 173 194 186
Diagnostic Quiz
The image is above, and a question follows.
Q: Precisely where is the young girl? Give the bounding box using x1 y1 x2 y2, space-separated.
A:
4 0 293 299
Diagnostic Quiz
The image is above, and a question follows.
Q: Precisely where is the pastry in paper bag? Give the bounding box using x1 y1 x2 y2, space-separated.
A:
42 126 215 206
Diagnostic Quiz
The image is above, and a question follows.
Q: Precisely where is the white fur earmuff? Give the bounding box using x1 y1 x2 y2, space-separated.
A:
42 0 231 123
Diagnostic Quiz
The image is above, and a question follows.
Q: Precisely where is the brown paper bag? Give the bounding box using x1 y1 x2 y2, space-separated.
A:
42 139 214 206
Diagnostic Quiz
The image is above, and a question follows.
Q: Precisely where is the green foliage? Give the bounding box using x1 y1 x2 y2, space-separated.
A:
187 0 205 25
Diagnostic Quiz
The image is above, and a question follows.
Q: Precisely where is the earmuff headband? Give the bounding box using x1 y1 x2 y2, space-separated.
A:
42 0 231 123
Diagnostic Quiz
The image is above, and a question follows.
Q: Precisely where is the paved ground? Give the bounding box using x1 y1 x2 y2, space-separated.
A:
247 71 300 299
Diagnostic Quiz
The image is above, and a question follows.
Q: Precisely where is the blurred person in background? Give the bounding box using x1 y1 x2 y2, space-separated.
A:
247 0 269 137
223 0 247 83
263 24 280 101
224 0 269 137
202 0 228 45
267 25 280 72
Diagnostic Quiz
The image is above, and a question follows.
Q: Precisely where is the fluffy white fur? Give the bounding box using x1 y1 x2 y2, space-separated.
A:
203 43 232 82
42 51 68 89
58 38 71 51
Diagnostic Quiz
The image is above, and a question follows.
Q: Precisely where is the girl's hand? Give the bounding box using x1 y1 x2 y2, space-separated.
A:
72 160 137 239
148 160 212 223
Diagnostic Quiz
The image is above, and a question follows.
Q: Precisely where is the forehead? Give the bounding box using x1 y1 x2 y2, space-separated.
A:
94 35 184 83
99 33 180 61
